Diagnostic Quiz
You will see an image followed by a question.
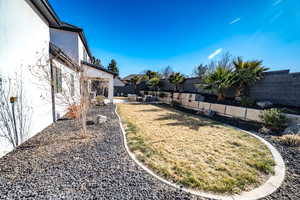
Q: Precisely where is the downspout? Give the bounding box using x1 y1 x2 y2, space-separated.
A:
50 58 56 122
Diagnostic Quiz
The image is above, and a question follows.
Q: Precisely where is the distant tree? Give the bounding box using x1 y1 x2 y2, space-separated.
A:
91 56 101 66
193 64 208 78
161 66 174 79
147 76 161 92
140 70 159 81
168 72 185 96
145 70 159 79
217 52 233 70
208 52 233 71
130 75 140 94
107 59 119 76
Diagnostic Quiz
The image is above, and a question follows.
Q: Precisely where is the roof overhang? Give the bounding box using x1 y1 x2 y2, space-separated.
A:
50 43 81 72
29 0 61 26
81 61 117 76
50 22 92 59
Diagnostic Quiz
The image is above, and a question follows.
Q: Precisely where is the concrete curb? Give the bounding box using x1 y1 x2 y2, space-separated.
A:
115 105 285 200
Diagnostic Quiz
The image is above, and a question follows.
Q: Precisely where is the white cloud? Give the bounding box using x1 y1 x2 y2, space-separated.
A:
229 18 241 25
208 48 223 60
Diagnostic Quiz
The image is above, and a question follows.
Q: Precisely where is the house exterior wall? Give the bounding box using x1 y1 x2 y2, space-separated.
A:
0 0 53 157
78 35 90 63
50 28 79 63
84 65 114 102
52 59 81 119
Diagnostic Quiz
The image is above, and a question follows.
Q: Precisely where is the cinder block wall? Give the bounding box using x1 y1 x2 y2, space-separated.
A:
249 70 300 107
137 70 300 107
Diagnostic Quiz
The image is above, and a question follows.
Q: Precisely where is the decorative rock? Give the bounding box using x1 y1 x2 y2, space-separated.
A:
257 101 273 108
203 110 216 117
235 97 242 102
96 115 107 124
283 124 300 135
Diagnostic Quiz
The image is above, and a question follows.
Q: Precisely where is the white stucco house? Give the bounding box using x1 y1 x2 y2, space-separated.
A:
0 0 115 157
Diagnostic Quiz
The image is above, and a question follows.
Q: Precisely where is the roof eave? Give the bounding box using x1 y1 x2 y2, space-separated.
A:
81 61 117 76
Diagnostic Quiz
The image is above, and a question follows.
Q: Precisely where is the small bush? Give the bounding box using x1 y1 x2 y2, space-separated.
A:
159 92 167 98
240 96 255 107
278 135 300 147
171 100 181 107
67 104 81 119
95 95 105 105
259 108 288 131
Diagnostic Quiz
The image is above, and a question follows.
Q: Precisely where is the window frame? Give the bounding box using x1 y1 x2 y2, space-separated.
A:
54 66 62 94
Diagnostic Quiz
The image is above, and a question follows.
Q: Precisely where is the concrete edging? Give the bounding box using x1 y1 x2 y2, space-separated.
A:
115 105 285 200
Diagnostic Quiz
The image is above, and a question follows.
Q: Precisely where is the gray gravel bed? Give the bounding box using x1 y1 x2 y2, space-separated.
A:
0 105 205 200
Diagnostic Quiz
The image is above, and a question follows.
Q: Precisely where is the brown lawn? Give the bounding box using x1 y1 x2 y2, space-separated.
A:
117 103 275 194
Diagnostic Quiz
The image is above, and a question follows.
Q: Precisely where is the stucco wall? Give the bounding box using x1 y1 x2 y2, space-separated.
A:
52 59 81 119
0 0 53 157
78 35 90 63
50 28 79 63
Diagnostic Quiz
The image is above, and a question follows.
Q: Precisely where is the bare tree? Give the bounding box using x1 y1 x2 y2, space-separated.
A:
161 66 174 79
208 52 233 71
0 73 32 148
28 48 89 136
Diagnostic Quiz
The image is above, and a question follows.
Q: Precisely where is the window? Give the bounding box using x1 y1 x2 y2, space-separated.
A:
83 48 88 62
70 74 75 97
0 72 2 90
55 67 62 93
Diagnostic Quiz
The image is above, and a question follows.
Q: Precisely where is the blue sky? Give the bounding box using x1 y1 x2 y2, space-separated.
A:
49 0 300 77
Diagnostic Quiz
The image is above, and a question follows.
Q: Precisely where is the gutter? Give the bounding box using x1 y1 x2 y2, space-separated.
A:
49 58 56 122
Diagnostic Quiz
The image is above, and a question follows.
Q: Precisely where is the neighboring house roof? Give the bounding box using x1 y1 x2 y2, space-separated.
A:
50 43 80 71
50 22 92 59
114 77 125 87
81 61 117 76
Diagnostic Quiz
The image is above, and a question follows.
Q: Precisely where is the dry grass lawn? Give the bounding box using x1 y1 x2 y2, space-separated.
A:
117 103 275 194
114 97 129 100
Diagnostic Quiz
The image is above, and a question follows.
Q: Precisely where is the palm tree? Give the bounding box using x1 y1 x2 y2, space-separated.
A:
147 76 161 93
130 75 140 94
203 66 234 101
232 57 268 96
168 72 185 100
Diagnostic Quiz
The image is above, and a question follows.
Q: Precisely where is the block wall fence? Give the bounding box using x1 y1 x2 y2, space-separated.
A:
140 91 300 125
135 70 300 107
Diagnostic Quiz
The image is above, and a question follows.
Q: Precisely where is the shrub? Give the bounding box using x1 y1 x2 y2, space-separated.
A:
171 100 181 107
278 135 300 147
159 92 167 98
67 104 81 119
259 108 288 131
95 95 105 105
240 96 255 107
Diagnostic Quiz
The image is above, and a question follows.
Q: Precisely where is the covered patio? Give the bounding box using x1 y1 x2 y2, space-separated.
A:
81 61 115 103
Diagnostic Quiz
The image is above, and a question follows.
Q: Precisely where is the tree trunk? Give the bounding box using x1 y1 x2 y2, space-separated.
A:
217 93 225 101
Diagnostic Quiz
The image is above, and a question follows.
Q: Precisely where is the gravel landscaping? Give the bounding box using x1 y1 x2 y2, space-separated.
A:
0 104 299 200
0 104 203 200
